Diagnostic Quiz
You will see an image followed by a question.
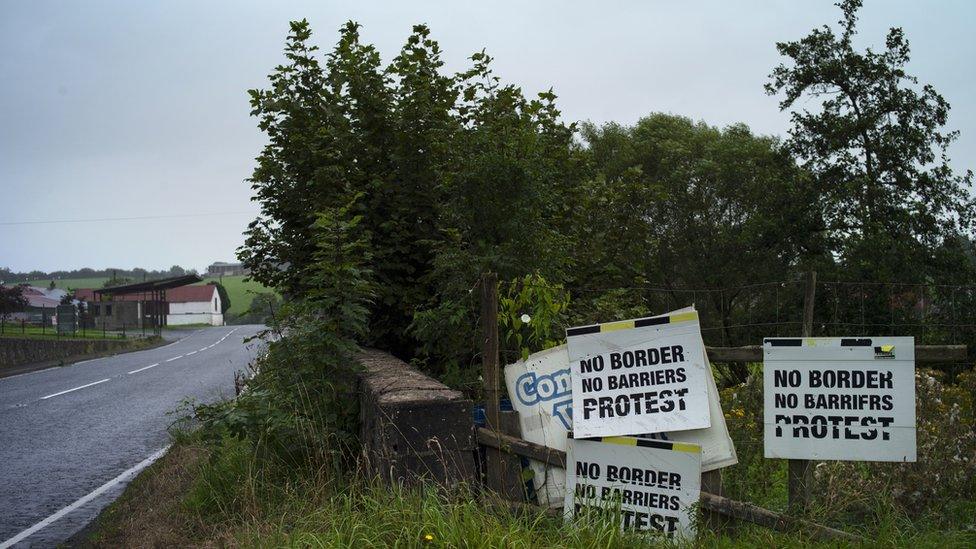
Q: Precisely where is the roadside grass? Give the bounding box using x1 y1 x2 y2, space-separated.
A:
197 275 273 317
82 427 976 548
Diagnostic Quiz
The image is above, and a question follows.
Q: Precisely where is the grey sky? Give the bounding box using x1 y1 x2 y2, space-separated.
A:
2 0 973 273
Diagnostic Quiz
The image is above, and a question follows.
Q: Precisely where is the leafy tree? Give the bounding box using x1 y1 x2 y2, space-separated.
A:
766 0 975 284
0 285 27 321
575 114 819 381
102 276 133 288
410 51 579 377
237 292 282 325
240 20 349 296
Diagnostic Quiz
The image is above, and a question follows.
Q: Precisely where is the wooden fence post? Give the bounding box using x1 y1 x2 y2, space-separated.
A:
788 271 817 511
480 272 510 492
480 272 501 431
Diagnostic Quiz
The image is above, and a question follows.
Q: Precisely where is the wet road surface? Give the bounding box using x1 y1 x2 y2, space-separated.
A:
0 325 265 547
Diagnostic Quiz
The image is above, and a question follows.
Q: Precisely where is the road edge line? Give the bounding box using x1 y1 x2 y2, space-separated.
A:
0 445 171 549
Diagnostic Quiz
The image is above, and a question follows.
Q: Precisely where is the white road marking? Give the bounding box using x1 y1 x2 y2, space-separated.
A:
199 347 207 352
0 445 171 549
40 378 110 400
165 355 183 362
127 363 159 374
186 351 197 356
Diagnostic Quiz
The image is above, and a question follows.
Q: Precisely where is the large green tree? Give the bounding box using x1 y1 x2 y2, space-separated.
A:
766 0 975 284
239 21 580 368
410 52 581 377
575 114 820 377
240 20 350 296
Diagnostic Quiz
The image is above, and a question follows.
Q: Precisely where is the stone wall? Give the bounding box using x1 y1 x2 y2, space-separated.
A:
0 337 145 370
358 349 477 487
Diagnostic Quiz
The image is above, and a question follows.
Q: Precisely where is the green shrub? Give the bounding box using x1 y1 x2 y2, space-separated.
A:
194 198 372 469
719 365 976 534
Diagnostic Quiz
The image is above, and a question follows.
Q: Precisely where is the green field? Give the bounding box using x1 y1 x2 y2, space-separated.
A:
197 275 273 317
11 277 110 290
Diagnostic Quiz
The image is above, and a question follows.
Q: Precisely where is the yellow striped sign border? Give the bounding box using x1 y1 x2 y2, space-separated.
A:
569 433 700 454
566 311 698 338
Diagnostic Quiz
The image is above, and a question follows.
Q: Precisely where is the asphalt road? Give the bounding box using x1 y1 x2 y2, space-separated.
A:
0 325 265 548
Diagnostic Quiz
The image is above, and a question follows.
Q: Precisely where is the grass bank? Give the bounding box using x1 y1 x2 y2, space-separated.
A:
79 429 976 548
198 275 273 317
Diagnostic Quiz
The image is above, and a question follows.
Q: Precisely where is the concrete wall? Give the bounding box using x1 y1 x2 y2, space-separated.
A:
91 301 141 331
169 297 219 315
358 349 477 487
167 313 223 326
0 337 139 369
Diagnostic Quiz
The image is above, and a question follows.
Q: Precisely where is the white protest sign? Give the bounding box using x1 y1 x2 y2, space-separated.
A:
567 311 711 438
763 337 916 462
564 435 701 539
505 307 736 508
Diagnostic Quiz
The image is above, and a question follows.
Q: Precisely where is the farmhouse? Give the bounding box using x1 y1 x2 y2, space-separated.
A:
165 285 224 326
76 282 224 329
207 261 249 277
0 285 60 323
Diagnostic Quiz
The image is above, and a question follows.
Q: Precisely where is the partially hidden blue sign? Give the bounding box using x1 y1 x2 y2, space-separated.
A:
513 367 573 430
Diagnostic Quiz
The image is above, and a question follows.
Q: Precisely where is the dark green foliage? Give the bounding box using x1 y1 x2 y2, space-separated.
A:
237 12 974 389
410 51 581 377
498 274 570 361
101 276 134 288
573 114 819 382
766 0 975 285
197 199 372 466
0 265 196 283
233 292 282 325
0 284 27 319
240 21 581 376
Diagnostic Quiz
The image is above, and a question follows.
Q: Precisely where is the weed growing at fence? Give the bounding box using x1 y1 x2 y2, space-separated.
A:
720 365 976 540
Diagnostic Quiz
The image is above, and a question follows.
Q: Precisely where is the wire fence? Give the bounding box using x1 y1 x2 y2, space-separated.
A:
0 317 152 340
479 273 976 526
491 274 976 382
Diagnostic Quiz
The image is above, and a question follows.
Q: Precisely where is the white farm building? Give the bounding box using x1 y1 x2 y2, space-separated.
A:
165 285 224 326
76 283 224 327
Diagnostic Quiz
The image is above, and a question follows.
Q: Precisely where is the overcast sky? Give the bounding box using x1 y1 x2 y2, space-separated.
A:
2 0 973 274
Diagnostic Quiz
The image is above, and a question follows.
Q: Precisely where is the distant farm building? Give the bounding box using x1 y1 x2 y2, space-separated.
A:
1 285 62 323
76 280 223 329
207 261 249 277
